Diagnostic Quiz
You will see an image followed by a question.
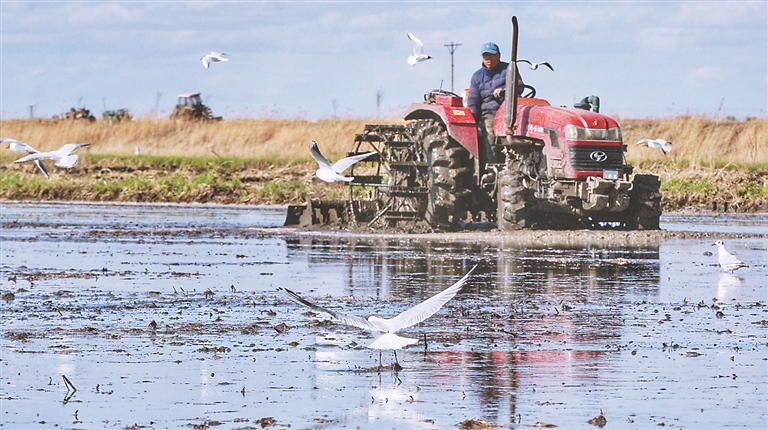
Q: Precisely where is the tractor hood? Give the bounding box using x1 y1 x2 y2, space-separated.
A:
493 98 622 141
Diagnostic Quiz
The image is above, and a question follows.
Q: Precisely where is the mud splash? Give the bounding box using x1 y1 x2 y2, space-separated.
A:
1 202 766 428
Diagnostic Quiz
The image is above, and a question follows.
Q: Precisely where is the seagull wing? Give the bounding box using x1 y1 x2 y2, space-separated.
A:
202 56 211 68
718 245 745 267
282 287 380 332
14 151 52 163
516 59 533 66
34 160 49 178
331 152 376 173
309 141 334 170
540 61 554 71
408 33 425 56
56 143 90 155
383 265 477 332
655 139 672 153
636 139 651 146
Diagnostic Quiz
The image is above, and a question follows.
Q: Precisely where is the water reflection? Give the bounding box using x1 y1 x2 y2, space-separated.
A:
285 236 659 427
717 272 745 301
285 236 661 305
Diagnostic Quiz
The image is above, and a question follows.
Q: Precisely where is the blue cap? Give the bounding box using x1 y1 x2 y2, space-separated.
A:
480 42 500 55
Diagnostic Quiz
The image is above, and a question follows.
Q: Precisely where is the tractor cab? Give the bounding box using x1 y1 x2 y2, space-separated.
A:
177 92 203 108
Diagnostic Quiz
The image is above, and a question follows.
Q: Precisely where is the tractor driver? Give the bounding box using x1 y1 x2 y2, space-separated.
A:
467 42 524 165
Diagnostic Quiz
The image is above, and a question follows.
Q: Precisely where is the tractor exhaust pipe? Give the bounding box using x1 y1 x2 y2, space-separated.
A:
504 16 519 137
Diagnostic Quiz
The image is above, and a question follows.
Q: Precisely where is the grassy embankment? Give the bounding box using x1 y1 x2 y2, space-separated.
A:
1 116 766 211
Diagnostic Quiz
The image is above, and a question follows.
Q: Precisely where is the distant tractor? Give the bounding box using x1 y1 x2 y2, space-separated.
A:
102 109 132 123
64 107 96 122
170 92 220 122
287 16 661 231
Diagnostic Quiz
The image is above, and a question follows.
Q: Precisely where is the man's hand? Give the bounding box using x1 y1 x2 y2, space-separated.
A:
492 88 505 100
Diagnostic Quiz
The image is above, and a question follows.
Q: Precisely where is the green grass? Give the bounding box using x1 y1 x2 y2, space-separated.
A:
661 178 720 194
734 181 768 198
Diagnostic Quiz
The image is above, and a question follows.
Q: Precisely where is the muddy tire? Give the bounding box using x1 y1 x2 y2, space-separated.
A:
412 119 472 230
625 174 662 230
497 164 535 230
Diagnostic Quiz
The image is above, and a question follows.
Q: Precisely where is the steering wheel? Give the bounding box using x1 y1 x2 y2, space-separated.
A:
521 84 536 98
427 89 461 99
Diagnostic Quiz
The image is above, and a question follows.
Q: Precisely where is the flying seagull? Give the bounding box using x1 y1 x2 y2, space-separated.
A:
516 59 554 71
636 138 672 155
201 52 228 69
14 143 90 169
2 137 50 178
712 240 748 273
309 140 376 184
281 264 477 368
407 33 432 66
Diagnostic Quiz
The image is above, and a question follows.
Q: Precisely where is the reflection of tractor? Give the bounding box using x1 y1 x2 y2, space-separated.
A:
64 107 96 122
102 109 132 123
170 92 220 121
287 16 661 231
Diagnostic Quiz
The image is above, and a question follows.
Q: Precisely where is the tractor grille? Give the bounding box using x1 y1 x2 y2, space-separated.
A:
568 145 623 171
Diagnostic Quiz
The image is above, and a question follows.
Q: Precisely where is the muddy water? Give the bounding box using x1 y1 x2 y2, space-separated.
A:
1 202 766 429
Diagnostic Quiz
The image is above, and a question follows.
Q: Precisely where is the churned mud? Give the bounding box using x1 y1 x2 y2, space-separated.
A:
1 202 766 429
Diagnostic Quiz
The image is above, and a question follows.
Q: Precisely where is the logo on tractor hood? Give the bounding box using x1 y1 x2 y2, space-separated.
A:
590 151 608 162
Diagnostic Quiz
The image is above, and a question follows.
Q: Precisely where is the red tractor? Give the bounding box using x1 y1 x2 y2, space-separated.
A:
289 16 661 230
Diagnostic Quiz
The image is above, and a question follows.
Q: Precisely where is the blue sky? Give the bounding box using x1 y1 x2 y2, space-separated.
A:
1 1 766 120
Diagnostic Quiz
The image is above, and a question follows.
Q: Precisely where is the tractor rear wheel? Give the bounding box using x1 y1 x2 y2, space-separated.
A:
625 174 662 230
497 162 534 230
412 119 472 230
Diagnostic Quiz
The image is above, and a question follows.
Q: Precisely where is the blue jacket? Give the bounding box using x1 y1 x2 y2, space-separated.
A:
467 61 523 122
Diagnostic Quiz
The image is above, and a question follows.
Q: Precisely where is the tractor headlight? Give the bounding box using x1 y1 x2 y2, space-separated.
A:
564 125 622 141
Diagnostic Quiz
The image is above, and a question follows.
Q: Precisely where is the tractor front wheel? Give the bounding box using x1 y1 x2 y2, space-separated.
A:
625 174 662 230
497 162 534 230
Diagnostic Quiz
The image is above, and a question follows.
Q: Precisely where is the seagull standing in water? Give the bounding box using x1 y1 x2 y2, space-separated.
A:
712 240 748 272
14 143 90 169
201 52 228 68
282 265 477 368
636 138 672 155
309 140 375 185
2 137 50 178
407 33 432 66
516 59 554 71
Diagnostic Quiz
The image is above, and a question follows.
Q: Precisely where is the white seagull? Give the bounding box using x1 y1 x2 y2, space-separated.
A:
516 59 554 71
2 137 50 178
636 138 672 155
309 140 376 184
712 240 748 272
282 264 477 367
201 51 228 69
14 143 90 169
407 33 432 66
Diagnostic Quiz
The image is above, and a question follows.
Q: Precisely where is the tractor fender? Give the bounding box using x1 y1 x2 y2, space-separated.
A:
404 102 480 159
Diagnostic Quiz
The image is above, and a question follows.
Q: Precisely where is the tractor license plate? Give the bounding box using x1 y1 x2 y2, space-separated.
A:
603 169 619 180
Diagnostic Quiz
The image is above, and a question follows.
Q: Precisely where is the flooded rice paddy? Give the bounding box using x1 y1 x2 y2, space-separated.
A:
1 202 766 429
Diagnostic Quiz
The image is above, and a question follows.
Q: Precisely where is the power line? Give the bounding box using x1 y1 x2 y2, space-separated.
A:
444 42 462 93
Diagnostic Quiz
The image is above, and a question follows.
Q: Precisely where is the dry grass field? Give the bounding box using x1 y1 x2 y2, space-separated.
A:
1 115 766 211
1 115 765 164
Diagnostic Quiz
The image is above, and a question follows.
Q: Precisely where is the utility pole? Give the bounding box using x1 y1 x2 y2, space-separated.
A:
444 42 462 93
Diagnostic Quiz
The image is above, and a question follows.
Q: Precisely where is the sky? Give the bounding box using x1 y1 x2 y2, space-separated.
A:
1 1 766 121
